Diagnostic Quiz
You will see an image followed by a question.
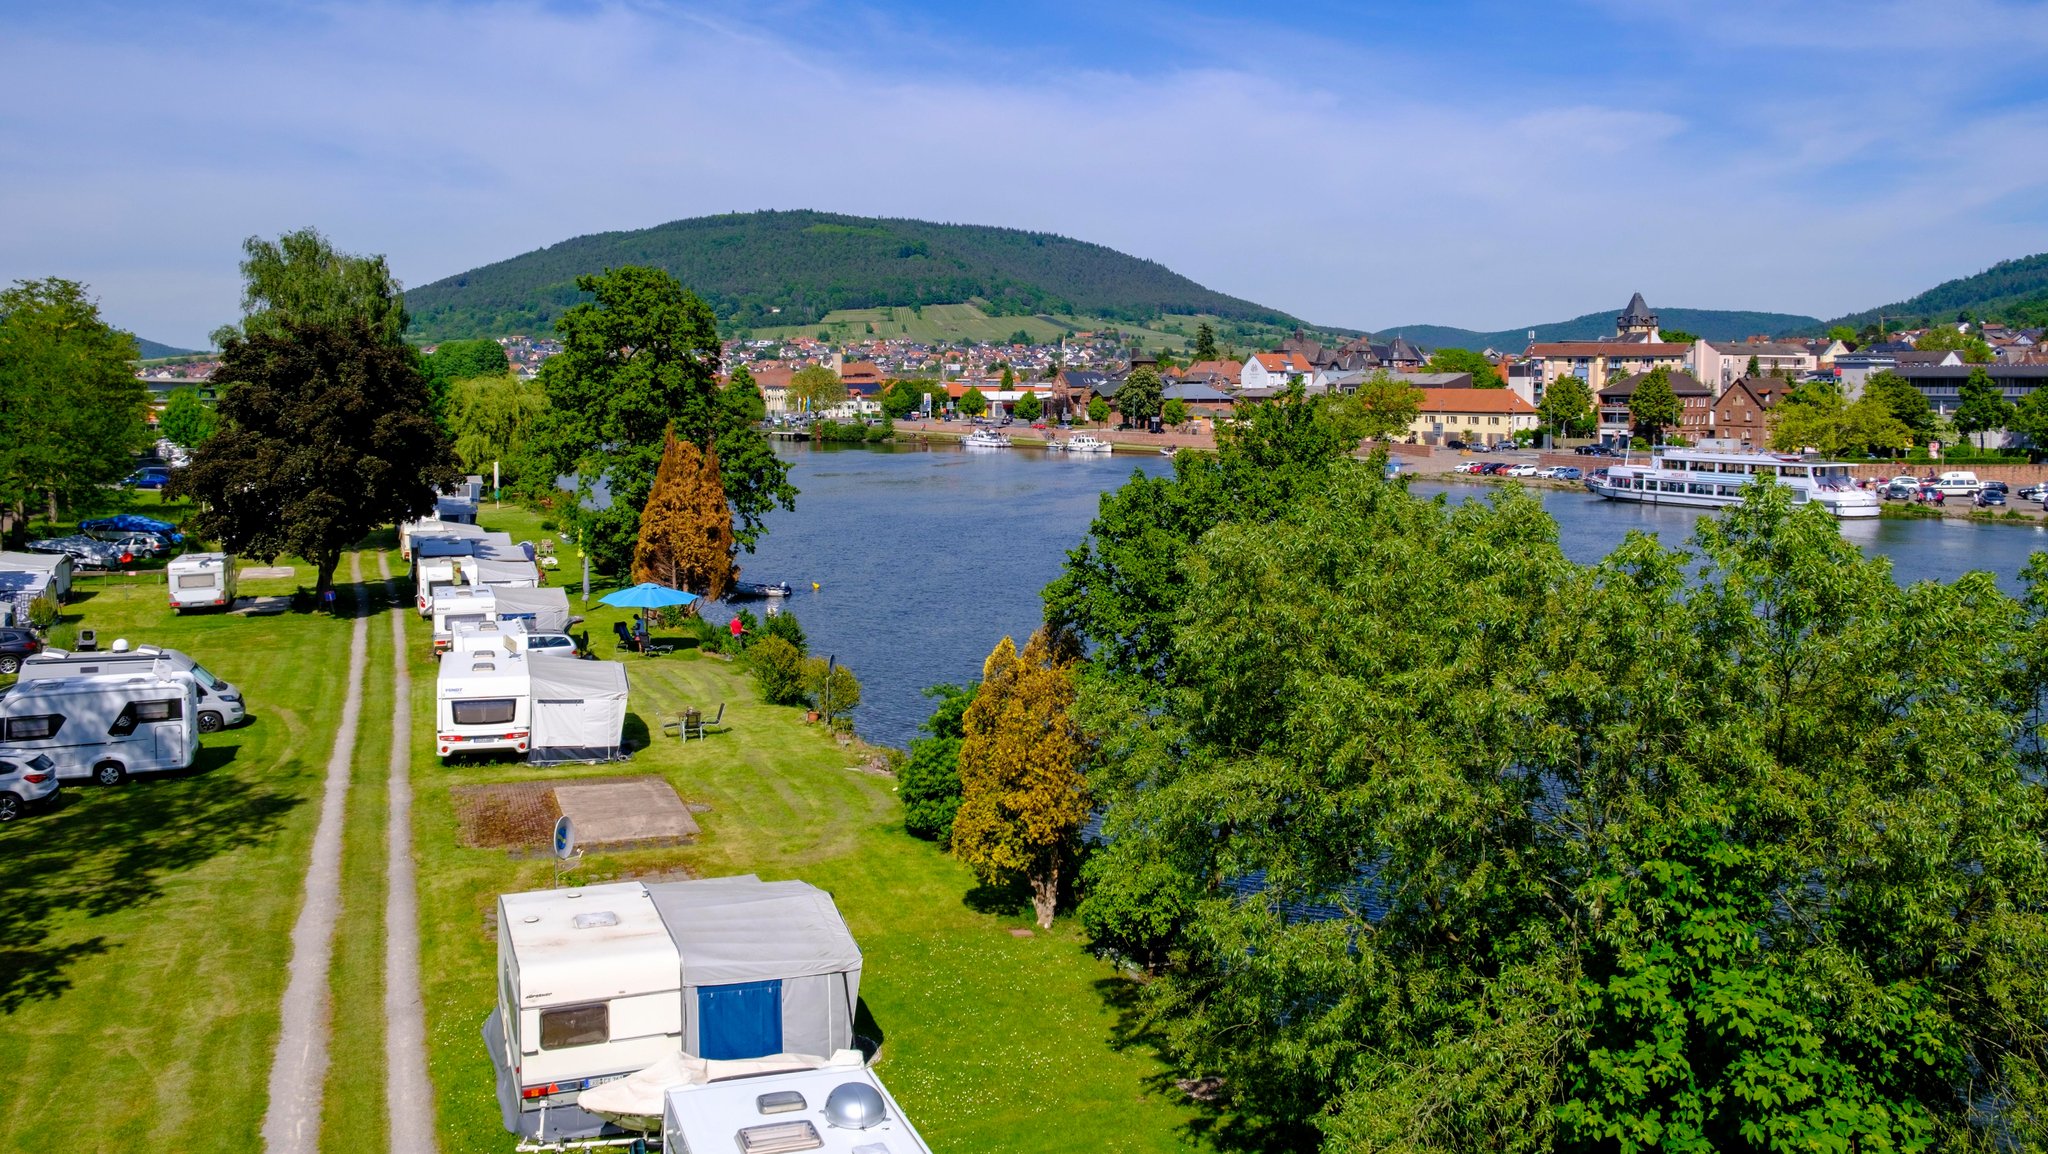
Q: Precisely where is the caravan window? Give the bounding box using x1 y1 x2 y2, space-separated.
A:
452 698 517 726
539 1002 608 1049
4 715 62 740
176 573 218 589
111 699 183 735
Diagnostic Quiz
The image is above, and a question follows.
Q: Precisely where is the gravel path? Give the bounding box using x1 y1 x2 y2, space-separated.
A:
262 554 368 1152
381 553 438 1153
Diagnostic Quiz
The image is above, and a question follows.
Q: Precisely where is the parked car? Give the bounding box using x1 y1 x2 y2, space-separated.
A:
0 753 59 821
1454 462 1485 474
1978 489 2007 507
1445 439 1468 450
79 514 183 543
1505 464 1540 477
1884 476 1923 500
1575 444 1610 456
1984 480 2010 495
26 536 125 568
524 632 581 658
0 628 43 674
1479 461 1509 475
1551 466 1583 481
85 531 170 559
124 466 170 489
2020 483 2048 502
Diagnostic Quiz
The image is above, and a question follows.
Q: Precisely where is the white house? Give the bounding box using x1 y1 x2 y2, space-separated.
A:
1691 340 1818 390
1241 352 1315 393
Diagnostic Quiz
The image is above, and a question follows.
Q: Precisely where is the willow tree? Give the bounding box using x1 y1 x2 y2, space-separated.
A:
951 628 1090 928
632 425 734 601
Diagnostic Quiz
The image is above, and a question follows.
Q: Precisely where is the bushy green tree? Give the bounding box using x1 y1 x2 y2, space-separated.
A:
761 609 807 654
1161 397 1189 428
1192 322 1219 361
1333 369 1423 441
1087 396 1110 425
901 682 976 841
423 338 510 390
1862 369 1935 444
1626 366 1681 441
1953 366 2012 449
447 373 547 483
1014 390 1043 422
881 380 922 419
1423 346 1502 388
157 386 217 449
959 387 987 417
530 267 793 573
1537 374 1595 438
789 364 845 412
211 227 407 349
803 656 861 724
747 635 806 705
0 278 152 519
1076 468 2048 1150
1916 325 1996 363
1116 366 1163 427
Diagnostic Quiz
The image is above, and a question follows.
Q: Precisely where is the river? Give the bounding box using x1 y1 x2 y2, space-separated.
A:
700 444 2048 749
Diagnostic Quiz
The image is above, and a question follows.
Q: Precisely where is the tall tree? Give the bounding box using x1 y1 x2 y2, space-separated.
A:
423 338 510 389
1424 347 1503 388
952 629 1090 929
1334 369 1424 441
1192 322 1219 361
2007 382 2048 456
1014 390 1043 422
1861 369 1935 444
1161 397 1189 429
1536 374 1595 438
157 386 217 449
632 426 735 600
959 387 988 417
1626 366 1681 442
0 278 151 520
447 373 548 484
167 320 457 593
901 682 977 842
533 267 793 573
880 379 921 419
211 227 407 349
788 364 845 412
1953 366 2012 449
1770 380 1907 458
1116 366 1163 427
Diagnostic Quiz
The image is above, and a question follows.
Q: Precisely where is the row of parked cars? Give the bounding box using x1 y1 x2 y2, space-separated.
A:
1455 462 1585 480
25 514 185 569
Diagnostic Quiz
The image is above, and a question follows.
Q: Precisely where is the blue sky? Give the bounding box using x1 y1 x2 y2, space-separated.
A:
3 0 2046 346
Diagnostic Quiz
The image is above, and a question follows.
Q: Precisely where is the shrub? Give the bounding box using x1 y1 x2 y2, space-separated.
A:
900 682 975 841
26 593 59 631
748 636 807 705
762 610 807 655
803 656 861 721
539 518 558 532
863 418 893 443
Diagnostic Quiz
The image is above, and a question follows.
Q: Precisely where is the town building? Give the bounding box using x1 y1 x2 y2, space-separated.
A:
1241 352 1316 393
1597 370 1713 445
1692 339 1817 389
1706 376 1794 449
1524 294 1691 391
1407 388 1538 447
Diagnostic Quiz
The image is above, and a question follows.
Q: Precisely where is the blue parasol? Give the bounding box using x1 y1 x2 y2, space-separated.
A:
598 582 700 610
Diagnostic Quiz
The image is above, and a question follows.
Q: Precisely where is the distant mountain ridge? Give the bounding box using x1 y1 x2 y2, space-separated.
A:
132 336 200 360
404 210 1299 341
1824 253 2048 332
1377 306 1824 353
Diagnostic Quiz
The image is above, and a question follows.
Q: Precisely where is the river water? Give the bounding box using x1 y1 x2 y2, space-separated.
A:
704 444 2048 748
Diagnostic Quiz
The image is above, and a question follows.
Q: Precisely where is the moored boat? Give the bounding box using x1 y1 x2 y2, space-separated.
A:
1062 434 1112 454
730 580 792 599
1585 448 1879 519
963 428 1011 448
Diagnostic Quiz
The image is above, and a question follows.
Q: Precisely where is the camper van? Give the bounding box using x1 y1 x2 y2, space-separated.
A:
22 644 247 732
0 671 201 784
1934 470 1985 498
432 586 499 652
436 650 530 758
166 552 238 612
487 876 864 1140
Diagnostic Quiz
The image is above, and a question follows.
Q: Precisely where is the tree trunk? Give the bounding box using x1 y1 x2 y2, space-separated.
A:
316 552 341 598
1031 861 1060 930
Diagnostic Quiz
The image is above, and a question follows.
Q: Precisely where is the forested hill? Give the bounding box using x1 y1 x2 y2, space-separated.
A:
132 336 200 359
1825 252 2048 331
404 210 1298 340
1379 307 1824 353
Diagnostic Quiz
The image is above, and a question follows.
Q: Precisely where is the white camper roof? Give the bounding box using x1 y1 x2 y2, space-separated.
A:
660 1065 933 1154
646 878 862 986
0 551 68 574
167 552 229 571
433 585 498 609
436 651 527 696
501 882 680 1006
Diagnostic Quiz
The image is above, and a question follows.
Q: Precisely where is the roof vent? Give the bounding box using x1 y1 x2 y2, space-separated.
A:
757 1090 806 1115
571 911 619 930
824 1083 887 1130
111 639 131 652
736 1120 822 1153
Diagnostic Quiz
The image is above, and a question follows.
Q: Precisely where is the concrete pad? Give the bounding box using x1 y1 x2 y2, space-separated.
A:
239 566 296 579
553 778 699 845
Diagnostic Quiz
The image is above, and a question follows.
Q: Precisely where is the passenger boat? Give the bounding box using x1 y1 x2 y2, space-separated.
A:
963 428 1011 448
1585 448 1879 519
1063 434 1112 454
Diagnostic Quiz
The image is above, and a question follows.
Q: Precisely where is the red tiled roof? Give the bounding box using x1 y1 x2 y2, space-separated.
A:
1528 342 1690 357
1417 388 1535 415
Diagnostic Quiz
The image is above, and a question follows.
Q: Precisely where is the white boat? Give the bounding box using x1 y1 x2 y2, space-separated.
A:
1586 448 1879 519
963 428 1011 448
1063 434 1112 454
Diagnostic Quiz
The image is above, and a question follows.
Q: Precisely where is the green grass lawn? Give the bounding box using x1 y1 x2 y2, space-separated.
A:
415 514 1201 1153
0 555 359 1152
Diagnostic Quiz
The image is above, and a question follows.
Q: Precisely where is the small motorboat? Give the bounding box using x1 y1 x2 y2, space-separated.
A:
963 428 1012 448
731 580 793 599
1063 434 1112 454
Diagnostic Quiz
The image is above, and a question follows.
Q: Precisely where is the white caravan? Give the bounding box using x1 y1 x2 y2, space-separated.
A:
435 650 530 759
449 619 529 659
22 644 247 732
414 547 480 615
487 877 864 1141
655 1063 933 1154
0 550 72 600
432 586 499 653
0 671 201 785
166 552 238 612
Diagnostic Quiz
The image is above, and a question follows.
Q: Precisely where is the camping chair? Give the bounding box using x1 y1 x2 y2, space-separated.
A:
661 712 685 739
682 702 724 740
612 620 638 654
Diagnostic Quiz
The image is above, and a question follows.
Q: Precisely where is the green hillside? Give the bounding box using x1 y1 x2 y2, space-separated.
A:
404 210 1299 341
753 303 1333 353
1380 306 1823 352
1826 252 2048 331
130 335 200 359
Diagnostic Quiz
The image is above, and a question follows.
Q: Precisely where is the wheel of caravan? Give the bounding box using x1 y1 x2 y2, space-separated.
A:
0 655 18 674
198 711 223 734
93 760 127 787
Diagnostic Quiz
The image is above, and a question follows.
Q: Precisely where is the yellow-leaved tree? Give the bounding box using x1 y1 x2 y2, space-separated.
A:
951 627 1089 928
633 424 735 600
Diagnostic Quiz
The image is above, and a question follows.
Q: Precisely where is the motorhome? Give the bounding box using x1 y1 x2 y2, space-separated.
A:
166 552 238 612
432 586 499 652
487 877 863 1140
436 650 530 758
0 671 200 784
22 644 247 732
1934 470 1984 498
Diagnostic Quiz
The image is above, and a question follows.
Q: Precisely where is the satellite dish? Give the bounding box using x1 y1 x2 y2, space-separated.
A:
553 815 575 860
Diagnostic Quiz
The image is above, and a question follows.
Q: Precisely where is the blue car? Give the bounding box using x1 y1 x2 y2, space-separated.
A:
80 513 184 543
124 467 170 490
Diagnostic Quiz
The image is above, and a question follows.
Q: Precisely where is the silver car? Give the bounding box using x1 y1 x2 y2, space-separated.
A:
0 753 59 821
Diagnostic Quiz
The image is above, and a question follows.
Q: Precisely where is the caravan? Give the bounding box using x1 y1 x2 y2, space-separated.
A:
0 672 200 784
436 650 530 758
414 542 481 615
432 586 499 653
22 645 247 732
166 552 238 612
486 876 863 1140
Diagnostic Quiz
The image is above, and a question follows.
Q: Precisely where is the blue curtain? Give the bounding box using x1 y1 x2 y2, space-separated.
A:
697 979 783 1060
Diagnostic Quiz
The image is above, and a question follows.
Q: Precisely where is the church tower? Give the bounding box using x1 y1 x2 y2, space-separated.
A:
1616 292 1660 341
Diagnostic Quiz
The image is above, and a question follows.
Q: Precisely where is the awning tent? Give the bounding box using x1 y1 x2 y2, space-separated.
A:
526 654 628 765
645 877 863 1061
491 585 571 633
474 558 539 587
